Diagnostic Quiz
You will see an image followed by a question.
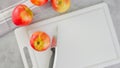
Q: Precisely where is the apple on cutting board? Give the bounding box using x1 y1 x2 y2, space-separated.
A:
12 4 33 26
30 31 51 51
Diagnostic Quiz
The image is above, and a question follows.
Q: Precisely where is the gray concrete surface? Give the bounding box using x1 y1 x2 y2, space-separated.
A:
0 0 120 68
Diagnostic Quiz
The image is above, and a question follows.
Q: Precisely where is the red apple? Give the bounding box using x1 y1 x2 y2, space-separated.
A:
30 0 48 6
51 0 71 13
12 4 33 26
30 31 50 51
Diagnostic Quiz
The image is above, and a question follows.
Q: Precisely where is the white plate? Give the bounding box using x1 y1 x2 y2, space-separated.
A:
15 3 120 68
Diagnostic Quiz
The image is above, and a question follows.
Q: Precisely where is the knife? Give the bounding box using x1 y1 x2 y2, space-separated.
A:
49 30 57 68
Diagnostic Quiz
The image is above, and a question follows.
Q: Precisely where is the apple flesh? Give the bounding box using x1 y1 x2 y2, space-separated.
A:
51 0 70 13
12 4 33 26
30 31 50 51
30 0 48 6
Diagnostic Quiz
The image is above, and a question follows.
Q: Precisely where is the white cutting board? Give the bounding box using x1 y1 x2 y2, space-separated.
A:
15 3 120 68
55 4 120 68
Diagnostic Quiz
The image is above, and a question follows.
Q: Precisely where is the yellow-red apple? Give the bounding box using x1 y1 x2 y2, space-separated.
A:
51 0 71 13
12 4 33 26
30 31 50 51
30 0 48 6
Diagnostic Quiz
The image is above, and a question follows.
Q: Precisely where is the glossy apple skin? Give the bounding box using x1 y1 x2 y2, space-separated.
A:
51 0 70 13
30 0 48 6
30 31 50 51
12 4 33 26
